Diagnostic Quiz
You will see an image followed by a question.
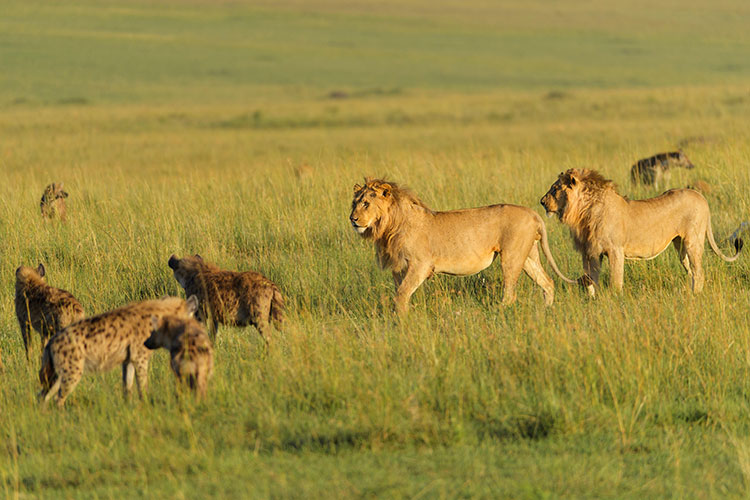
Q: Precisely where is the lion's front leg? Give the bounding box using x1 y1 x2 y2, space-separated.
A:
582 254 601 297
607 248 625 292
392 270 406 290
394 264 432 314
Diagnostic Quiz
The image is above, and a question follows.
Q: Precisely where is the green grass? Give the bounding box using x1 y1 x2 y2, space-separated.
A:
2 0 750 497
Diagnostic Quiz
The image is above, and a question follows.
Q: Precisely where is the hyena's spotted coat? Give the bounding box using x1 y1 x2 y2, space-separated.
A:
40 182 68 221
39 296 198 407
630 151 695 190
145 315 214 399
168 254 284 345
15 264 84 361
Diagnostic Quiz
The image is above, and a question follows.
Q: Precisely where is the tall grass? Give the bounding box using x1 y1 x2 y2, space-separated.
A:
2 0 750 496
1 86 749 496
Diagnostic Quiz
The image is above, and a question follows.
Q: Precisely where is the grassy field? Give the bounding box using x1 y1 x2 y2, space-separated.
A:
2 0 750 497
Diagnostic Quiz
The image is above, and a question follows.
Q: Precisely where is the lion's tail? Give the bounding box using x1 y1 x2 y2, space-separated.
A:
536 214 578 284
706 213 743 262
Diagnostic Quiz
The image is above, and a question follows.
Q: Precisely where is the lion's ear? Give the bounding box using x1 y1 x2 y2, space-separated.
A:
353 183 362 193
381 187 391 198
567 171 579 186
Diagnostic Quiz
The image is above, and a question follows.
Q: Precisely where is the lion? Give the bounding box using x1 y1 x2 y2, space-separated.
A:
349 178 576 313
540 168 743 296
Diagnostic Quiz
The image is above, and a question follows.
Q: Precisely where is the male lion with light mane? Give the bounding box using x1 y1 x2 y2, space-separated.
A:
349 178 576 313
540 168 743 296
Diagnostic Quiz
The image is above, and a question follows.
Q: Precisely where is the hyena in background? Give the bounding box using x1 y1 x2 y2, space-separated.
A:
38 295 198 407
630 151 695 190
40 183 69 221
15 264 85 361
145 315 214 399
168 254 284 346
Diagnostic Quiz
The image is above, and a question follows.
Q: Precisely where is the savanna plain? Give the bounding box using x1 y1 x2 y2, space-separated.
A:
2 0 750 497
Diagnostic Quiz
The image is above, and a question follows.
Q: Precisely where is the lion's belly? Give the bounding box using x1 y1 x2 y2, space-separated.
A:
624 240 673 260
437 253 497 276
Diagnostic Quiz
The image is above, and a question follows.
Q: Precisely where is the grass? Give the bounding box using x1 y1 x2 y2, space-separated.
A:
2 0 750 497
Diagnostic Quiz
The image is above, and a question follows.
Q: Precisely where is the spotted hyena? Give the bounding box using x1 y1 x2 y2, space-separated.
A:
38 295 198 407
40 183 68 221
168 254 284 346
630 151 695 190
15 264 85 361
145 315 214 399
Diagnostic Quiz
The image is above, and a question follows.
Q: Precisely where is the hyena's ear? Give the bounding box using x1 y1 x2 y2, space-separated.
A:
37 263 46 277
186 295 199 316
168 255 179 270
194 254 203 261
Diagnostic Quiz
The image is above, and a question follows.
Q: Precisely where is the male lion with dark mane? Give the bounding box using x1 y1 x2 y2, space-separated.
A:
540 168 743 296
349 178 576 313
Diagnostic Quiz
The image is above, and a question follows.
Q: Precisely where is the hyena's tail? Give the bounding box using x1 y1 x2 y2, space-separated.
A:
270 288 285 326
39 342 56 391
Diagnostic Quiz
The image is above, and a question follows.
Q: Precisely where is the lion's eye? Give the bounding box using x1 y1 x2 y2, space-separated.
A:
362 201 369 208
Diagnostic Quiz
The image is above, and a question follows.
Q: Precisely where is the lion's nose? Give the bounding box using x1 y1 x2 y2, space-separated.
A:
350 215 358 223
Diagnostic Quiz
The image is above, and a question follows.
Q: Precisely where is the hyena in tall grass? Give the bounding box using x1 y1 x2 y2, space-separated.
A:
145 315 214 399
630 151 695 190
40 182 68 221
168 254 284 346
15 264 84 361
38 296 198 407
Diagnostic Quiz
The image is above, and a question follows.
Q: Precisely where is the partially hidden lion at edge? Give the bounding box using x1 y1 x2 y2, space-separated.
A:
540 168 743 296
349 178 576 313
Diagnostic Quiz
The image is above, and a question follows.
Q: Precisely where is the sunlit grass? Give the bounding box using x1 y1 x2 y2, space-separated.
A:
2 0 750 497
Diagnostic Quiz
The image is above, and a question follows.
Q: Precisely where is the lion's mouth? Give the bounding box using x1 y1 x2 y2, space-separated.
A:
545 211 555 219
351 222 367 234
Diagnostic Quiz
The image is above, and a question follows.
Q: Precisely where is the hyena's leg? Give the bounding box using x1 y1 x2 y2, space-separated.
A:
18 317 32 361
255 320 271 350
41 378 61 405
55 371 83 407
131 352 150 399
122 361 136 398
53 352 84 407
252 293 274 349
196 371 208 400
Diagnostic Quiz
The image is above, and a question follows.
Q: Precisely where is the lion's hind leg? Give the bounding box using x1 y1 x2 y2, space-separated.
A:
671 237 693 278
500 249 528 306
682 237 705 293
523 243 555 306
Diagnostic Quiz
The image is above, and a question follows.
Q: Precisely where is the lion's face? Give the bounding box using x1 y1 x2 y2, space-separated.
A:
349 182 393 236
540 171 580 219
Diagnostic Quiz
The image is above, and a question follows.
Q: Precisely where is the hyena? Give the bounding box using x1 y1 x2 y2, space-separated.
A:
145 315 214 399
38 295 198 407
168 254 284 346
15 264 85 361
630 151 695 190
40 183 69 220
